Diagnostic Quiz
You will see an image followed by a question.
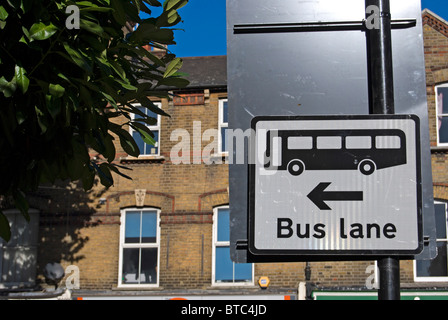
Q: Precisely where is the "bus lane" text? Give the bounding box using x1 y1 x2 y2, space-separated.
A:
277 218 397 240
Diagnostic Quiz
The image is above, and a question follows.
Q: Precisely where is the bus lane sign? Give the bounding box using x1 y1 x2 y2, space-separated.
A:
248 115 423 256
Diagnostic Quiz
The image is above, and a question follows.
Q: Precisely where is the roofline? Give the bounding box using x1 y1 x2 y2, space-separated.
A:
422 8 448 37
422 8 448 26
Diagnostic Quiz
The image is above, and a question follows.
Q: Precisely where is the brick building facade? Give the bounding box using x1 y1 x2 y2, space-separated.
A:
1 9 448 300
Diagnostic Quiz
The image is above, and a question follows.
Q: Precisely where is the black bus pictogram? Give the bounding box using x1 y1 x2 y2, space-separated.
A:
264 129 406 175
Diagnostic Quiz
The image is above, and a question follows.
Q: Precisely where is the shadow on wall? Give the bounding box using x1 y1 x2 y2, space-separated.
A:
0 178 106 289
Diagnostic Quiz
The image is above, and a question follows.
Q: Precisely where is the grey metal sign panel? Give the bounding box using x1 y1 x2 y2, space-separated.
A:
249 115 422 256
227 0 436 262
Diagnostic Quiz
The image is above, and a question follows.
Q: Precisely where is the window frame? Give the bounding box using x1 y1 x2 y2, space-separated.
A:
218 99 229 155
414 200 448 282
129 102 162 157
211 205 254 287
435 84 448 147
118 208 161 288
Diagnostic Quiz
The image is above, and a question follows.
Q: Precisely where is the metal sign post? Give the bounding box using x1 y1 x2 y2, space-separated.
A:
365 0 399 300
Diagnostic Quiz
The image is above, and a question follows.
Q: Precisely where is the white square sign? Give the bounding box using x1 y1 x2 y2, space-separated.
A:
249 115 423 256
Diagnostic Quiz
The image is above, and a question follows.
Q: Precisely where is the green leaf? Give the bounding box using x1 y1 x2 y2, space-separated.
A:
46 94 62 119
67 139 89 181
62 43 93 73
20 0 32 14
29 22 58 41
35 105 48 133
138 96 170 117
114 78 137 91
163 57 182 78
163 0 188 11
93 162 113 188
49 83 65 98
15 65 29 94
80 18 104 36
110 124 140 157
158 76 189 88
0 76 17 97
110 0 126 25
0 211 11 242
81 166 95 191
102 133 116 163
131 122 156 146
129 23 175 44
134 117 157 126
0 6 9 20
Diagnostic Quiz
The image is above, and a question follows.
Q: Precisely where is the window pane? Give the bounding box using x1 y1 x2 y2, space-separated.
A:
437 87 448 114
146 109 159 125
217 208 230 242
122 248 140 284
346 136 371 149
140 248 158 284
125 212 140 243
317 136 341 149
134 106 146 120
439 117 448 144
288 136 312 150
133 130 159 155
416 241 448 277
234 262 252 282
375 136 401 149
147 130 159 155
222 101 228 123
434 203 447 239
215 246 233 282
132 131 146 156
221 127 228 152
141 211 157 243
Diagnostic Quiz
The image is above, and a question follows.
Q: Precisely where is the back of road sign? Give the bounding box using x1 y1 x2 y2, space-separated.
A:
227 0 437 263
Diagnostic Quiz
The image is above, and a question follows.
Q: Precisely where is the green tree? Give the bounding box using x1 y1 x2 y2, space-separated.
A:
0 0 189 241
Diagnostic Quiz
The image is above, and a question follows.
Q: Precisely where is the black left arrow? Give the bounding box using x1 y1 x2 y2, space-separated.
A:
307 182 363 210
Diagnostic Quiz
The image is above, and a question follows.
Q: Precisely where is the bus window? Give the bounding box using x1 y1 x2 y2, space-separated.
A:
376 136 401 149
288 136 313 150
272 137 282 167
317 136 342 149
346 136 371 149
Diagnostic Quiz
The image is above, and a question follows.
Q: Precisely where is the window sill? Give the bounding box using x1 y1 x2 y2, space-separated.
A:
208 284 257 290
113 285 164 291
431 145 448 151
120 155 165 164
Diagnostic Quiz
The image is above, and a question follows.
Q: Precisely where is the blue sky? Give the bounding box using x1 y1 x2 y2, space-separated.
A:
160 0 448 58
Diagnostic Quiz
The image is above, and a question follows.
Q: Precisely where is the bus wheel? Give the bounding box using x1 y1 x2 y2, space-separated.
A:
359 159 376 175
288 160 305 176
